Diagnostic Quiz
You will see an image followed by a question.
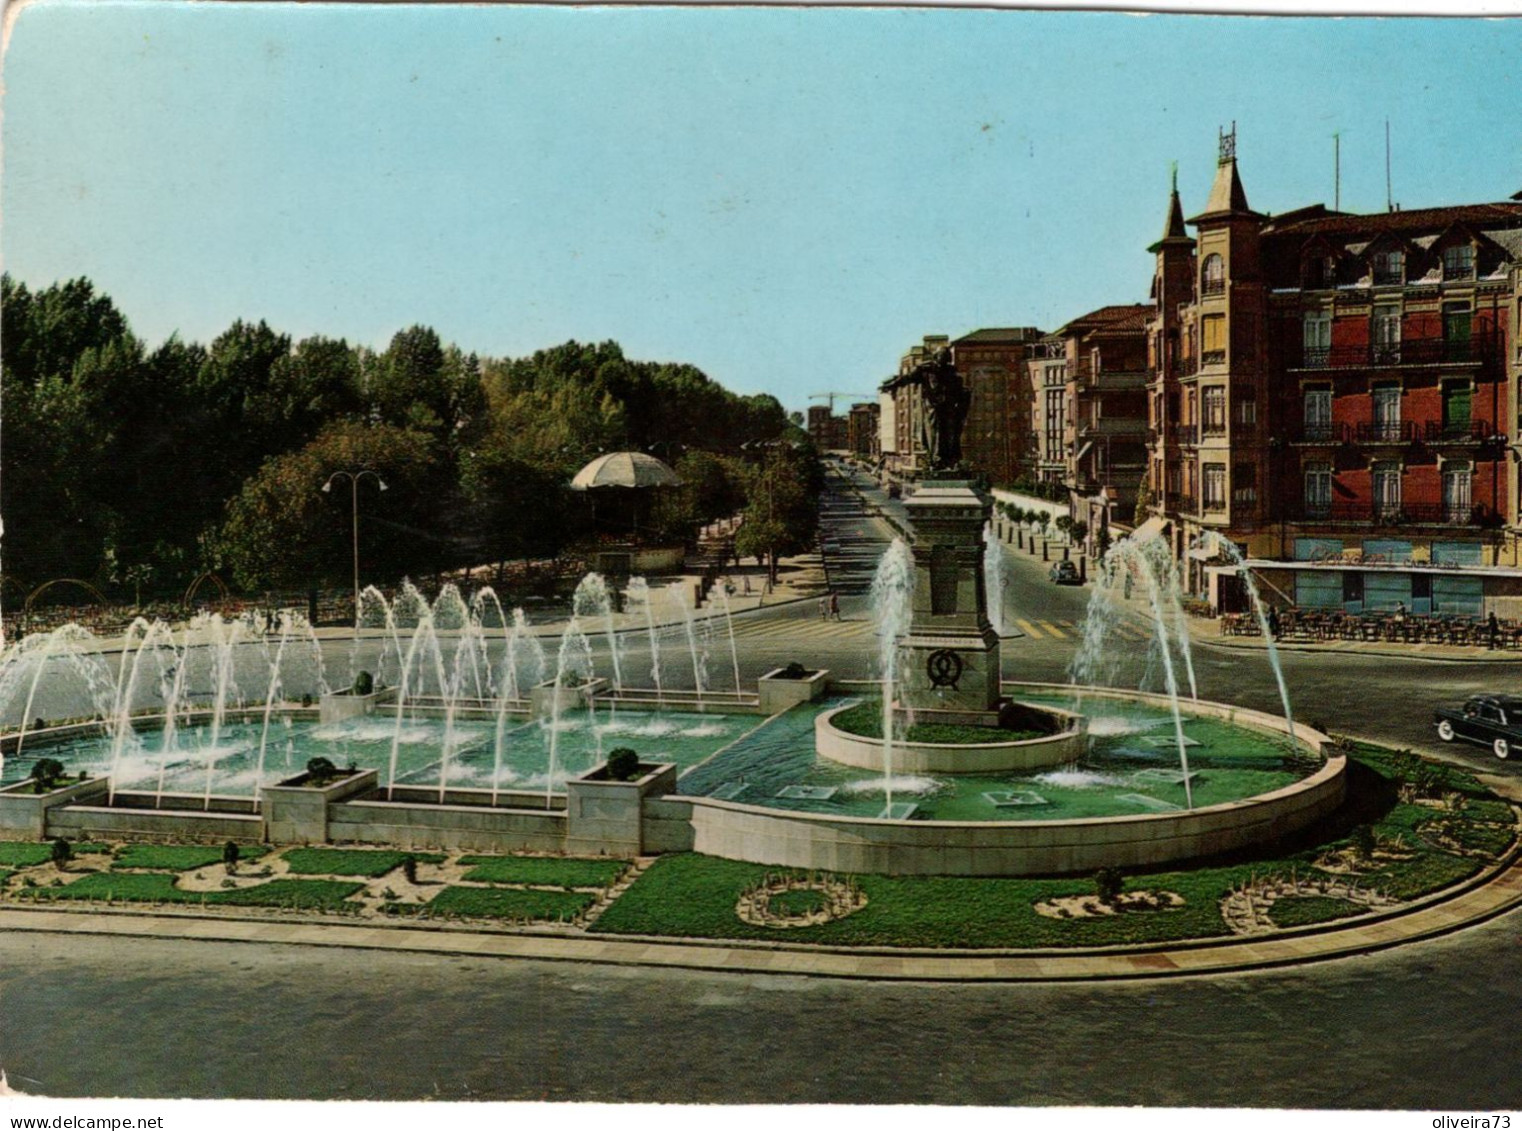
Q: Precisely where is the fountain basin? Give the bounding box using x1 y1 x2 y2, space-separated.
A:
814 703 1085 774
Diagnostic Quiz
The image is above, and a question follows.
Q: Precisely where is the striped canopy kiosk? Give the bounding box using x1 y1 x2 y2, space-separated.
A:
569 451 682 539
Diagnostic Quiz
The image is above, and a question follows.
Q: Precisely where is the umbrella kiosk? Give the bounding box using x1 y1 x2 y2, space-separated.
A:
569 452 685 587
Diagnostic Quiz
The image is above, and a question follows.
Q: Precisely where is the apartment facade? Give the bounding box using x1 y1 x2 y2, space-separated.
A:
1145 129 1522 615
950 326 1043 487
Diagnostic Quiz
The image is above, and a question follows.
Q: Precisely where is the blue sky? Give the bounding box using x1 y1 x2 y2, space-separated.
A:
3 3 1520 411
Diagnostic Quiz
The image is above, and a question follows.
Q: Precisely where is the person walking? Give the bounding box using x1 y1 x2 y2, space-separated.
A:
829 591 840 621
1489 610 1500 650
819 595 829 620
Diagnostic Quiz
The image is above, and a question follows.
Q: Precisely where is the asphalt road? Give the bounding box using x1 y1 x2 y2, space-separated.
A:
2 913 1520 1105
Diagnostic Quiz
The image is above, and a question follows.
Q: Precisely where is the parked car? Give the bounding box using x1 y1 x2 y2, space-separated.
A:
1049 560 1082 586
1433 693 1522 759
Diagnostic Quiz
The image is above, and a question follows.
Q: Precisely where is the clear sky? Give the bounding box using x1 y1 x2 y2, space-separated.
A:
3 2 1520 412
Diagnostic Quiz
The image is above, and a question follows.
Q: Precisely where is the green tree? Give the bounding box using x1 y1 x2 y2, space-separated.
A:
734 448 820 583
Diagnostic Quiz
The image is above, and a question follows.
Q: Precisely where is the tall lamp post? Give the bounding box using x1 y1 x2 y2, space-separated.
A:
322 469 387 635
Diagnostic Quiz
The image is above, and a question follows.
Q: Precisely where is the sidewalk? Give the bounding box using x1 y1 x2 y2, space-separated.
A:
2 842 1518 982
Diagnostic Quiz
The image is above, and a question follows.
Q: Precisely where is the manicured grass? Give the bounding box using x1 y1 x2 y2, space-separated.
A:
831 700 1042 745
422 885 596 921
0 844 52 868
591 853 1290 948
0 870 12 886
457 855 628 888
112 844 270 872
768 887 831 917
280 848 446 877
1268 895 1366 929
18 872 364 909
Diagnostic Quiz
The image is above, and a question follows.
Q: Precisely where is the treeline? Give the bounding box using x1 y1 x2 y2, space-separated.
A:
1 275 809 600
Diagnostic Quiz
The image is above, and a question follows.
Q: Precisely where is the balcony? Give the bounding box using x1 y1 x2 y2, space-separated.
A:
1177 425 1199 446
1291 332 1498 371
1290 500 1492 527
1353 421 1418 444
1201 349 1226 366
1201 278 1226 297
1424 419 1495 444
1292 421 1343 444
1176 494 1198 514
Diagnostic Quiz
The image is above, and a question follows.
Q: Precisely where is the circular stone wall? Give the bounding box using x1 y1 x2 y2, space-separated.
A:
814 703 1086 774
686 683 1346 877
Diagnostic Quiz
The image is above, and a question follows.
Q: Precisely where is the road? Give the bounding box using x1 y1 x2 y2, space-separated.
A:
1 913 1520 1104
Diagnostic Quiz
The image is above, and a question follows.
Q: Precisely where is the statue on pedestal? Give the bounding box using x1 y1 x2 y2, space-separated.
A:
916 348 970 472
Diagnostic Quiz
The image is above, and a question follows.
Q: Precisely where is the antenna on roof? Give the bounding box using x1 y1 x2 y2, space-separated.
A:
1332 131 1341 211
1385 119 1394 213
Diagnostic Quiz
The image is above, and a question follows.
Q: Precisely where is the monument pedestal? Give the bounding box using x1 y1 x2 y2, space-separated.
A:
899 479 1001 719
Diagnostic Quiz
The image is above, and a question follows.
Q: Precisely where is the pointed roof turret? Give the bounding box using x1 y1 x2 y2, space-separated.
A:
1149 163 1195 252
1189 124 1263 224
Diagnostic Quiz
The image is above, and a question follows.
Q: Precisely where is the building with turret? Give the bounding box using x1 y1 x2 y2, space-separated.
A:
1143 127 1522 617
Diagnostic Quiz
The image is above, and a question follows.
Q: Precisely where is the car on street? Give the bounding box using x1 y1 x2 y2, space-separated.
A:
1049 560 1082 585
1433 693 1522 759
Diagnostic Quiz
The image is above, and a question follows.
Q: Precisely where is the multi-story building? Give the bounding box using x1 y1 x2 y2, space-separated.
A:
1145 127 1522 616
846 401 880 460
1029 304 1151 534
878 334 947 477
950 326 1043 487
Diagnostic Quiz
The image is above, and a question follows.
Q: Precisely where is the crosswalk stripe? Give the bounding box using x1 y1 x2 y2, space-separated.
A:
1013 619 1046 638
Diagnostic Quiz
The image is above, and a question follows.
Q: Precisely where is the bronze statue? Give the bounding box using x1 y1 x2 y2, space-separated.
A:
917 348 970 471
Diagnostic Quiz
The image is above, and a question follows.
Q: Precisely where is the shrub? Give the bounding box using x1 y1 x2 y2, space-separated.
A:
352 671 374 697
606 747 641 782
1094 867 1123 905
402 855 418 885
223 841 241 873
31 758 66 794
1349 824 1376 860
779 662 810 680
305 756 339 785
50 838 74 868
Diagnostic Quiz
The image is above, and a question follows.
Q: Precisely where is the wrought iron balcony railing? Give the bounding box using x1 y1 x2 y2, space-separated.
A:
1292 333 1497 370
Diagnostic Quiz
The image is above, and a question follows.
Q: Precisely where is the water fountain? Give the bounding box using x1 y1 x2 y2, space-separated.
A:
982 520 1007 637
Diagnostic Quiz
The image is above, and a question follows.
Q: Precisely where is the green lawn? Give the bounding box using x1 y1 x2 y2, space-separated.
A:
831 699 1042 745
0 844 53 868
112 844 271 872
457 855 628 888
1268 895 1366 929
767 887 831 917
18 872 364 909
416 885 597 921
280 848 446 877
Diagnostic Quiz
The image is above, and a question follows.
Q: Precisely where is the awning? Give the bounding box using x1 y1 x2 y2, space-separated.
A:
1130 515 1169 544
1073 441 1093 463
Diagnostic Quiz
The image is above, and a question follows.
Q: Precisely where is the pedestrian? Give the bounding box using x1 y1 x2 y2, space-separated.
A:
743 575 752 596
1268 606 1281 639
829 591 840 621
819 595 829 620
1489 611 1500 650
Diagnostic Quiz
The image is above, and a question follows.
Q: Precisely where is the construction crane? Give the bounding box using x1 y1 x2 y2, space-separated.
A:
808 392 876 414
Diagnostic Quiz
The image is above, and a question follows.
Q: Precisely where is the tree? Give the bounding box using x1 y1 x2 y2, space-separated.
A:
219 421 438 592
734 448 821 583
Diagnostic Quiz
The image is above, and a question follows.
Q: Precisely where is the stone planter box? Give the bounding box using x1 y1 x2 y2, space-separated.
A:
530 678 609 720
0 776 110 839
261 768 379 844
757 667 830 715
565 762 677 856
318 687 396 725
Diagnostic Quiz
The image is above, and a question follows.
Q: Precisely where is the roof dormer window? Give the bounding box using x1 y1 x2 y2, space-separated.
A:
1443 244 1475 281
1373 249 1404 287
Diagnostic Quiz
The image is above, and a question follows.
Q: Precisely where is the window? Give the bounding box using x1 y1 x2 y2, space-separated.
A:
1304 387 1333 441
1202 253 1225 296
1372 461 1402 520
1443 244 1475 280
1441 380 1472 438
1443 302 1472 361
1443 461 1473 524
1371 384 1401 441
1201 315 1227 364
1303 312 1331 365
1373 307 1401 363
1305 462 1332 518
1203 464 1226 510
1373 249 1404 286
1235 397 1257 427
1232 463 1258 505
1202 387 1227 435
1304 254 1337 289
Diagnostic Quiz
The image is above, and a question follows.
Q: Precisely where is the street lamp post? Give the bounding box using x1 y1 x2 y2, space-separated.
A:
322 469 387 635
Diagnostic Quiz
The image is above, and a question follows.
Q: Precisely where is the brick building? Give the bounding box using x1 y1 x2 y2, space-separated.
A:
846 401 879 459
1028 304 1151 535
949 326 1043 487
1145 128 1522 616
